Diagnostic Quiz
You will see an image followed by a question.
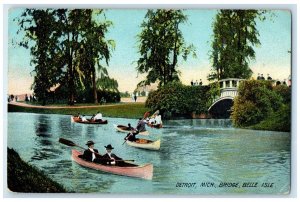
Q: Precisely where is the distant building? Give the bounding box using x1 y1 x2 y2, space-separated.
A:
134 83 158 96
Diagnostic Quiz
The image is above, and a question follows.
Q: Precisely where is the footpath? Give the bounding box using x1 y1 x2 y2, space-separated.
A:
8 97 147 109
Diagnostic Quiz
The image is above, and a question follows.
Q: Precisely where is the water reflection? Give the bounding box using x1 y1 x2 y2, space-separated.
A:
31 115 62 162
35 115 52 137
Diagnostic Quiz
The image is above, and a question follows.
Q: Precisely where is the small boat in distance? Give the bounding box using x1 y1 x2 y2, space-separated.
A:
126 139 161 151
72 150 153 180
71 116 108 124
113 124 149 135
147 122 163 129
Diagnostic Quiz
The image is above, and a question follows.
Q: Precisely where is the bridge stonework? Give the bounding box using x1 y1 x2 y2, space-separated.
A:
208 78 245 118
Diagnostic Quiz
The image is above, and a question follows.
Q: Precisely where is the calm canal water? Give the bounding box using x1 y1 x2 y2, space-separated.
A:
7 113 290 195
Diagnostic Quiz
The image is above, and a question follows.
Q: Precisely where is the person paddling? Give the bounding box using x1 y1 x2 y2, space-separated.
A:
101 144 122 166
136 118 147 132
125 130 140 142
81 140 103 163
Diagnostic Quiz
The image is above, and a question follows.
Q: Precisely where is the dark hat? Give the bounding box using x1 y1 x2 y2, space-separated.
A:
86 140 95 146
104 144 114 150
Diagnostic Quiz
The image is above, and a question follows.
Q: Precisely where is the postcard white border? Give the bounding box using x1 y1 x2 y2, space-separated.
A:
1 0 298 201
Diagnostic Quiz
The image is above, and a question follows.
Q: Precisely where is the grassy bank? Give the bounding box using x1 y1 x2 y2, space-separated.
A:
8 103 150 119
7 148 68 193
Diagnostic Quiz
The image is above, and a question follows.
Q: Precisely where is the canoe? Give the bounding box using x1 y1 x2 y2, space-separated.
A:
71 116 108 124
113 124 149 136
147 122 163 129
126 139 161 151
72 150 153 180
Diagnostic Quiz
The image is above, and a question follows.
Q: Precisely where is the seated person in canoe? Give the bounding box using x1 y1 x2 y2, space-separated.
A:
154 115 162 125
81 140 103 163
80 115 88 122
101 144 123 166
147 112 162 127
124 130 140 142
117 123 135 131
126 123 135 130
92 111 103 122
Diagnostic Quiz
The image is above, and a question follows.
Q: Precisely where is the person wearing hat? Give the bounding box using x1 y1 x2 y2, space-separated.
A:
101 144 122 165
82 140 102 163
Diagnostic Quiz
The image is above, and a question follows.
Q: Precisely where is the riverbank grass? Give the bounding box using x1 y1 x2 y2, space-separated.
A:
8 103 150 119
7 148 68 193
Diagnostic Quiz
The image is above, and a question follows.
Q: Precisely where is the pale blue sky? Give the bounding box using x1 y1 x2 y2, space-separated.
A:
8 9 291 94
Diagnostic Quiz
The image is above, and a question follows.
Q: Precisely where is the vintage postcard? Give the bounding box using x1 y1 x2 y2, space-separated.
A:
6 6 292 196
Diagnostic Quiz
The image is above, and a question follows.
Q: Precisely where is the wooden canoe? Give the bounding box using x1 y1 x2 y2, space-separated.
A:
126 139 161 151
147 122 163 129
113 124 149 136
72 150 153 180
71 116 108 124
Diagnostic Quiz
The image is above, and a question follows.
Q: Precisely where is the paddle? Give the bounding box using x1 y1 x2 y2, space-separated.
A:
59 138 134 162
59 138 103 158
59 138 86 150
122 140 127 145
122 131 138 145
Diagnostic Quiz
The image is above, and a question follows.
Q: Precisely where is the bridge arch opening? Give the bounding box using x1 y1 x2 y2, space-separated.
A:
208 98 233 119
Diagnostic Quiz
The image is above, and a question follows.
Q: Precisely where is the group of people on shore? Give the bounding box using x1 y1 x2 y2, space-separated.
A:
257 73 291 86
190 79 203 86
257 73 273 81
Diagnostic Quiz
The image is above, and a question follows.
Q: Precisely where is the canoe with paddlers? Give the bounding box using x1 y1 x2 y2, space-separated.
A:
113 124 149 135
71 116 108 124
72 149 153 180
147 122 163 129
126 139 161 151
145 110 163 129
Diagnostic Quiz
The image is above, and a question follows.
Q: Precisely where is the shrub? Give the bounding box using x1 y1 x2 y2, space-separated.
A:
146 82 210 118
273 84 291 104
251 104 291 132
231 80 290 131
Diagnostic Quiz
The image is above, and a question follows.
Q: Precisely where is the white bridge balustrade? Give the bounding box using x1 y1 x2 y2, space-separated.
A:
208 78 245 112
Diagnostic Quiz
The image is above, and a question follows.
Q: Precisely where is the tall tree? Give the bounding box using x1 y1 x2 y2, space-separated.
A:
136 9 196 86
17 9 115 105
75 9 115 104
209 10 266 81
18 9 61 105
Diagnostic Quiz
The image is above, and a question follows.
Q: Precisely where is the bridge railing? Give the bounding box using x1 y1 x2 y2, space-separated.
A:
211 78 245 103
218 78 245 90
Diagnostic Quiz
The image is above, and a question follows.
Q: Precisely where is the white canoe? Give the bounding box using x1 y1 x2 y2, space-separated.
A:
113 124 149 136
126 139 161 151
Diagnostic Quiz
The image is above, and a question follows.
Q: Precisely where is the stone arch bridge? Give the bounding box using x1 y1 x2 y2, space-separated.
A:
208 78 245 118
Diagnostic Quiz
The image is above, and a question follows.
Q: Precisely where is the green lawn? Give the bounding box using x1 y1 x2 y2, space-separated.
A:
8 103 150 119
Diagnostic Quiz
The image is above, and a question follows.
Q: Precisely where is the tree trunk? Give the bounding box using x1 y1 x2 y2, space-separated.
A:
67 33 75 106
171 22 178 82
92 64 98 104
